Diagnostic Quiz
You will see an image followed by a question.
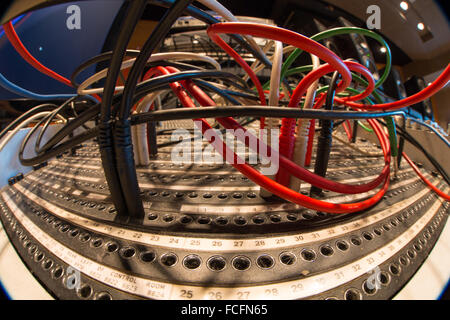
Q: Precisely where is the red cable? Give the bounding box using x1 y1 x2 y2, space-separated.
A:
277 60 375 185
164 67 391 213
336 64 450 110
207 22 353 130
304 119 316 167
343 121 352 141
403 152 450 201
181 73 388 194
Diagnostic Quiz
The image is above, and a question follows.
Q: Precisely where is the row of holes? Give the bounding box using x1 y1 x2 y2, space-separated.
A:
147 211 326 225
327 207 446 300
0 203 112 300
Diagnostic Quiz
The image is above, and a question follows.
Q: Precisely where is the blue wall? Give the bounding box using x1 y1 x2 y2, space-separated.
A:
0 0 125 100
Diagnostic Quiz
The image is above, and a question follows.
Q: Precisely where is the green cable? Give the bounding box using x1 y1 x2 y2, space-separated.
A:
357 121 374 132
262 27 392 91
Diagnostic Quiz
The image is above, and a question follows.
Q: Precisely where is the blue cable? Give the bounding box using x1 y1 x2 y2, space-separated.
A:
0 72 76 100
407 116 450 148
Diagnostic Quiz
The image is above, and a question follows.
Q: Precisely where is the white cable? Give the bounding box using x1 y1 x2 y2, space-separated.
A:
77 52 221 95
197 0 269 62
260 40 282 197
133 91 164 165
290 54 320 191
0 112 54 152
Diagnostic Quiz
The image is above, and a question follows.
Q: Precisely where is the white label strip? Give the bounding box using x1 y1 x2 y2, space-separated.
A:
11 180 435 252
1 191 445 300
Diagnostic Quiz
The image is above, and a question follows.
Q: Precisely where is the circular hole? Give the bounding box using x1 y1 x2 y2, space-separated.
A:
414 243 422 252
51 266 64 279
203 193 213 199
383 224 391 232
163 215 174 223
362 280 377 295
34 251 45 263
161 253 178 267
320 245 334 257
374 228 382 236
351 237 362 246
286 214 298 221
180 216 193 224
95 292 112 300
252 216 265 224
197 216 211 225
362 232 373 241
391 220 398 227
91 238 103 248
218 193 228 199
247 192 257 199
188 192 198 198
232 193 243 199
344 288 362 300
79 233 91 243
207 256 226 271
64 273 79 289
147 213 158 221
120 247 136 259
69 229 80 238
270 215 282 223
183 255 202 269
28 244 37 255
59 225 70 233
234 216 247 226
377 271 391 286
389 263 401 276
300 249 316 262
106 242 118 253
140 251 156 263
336 240 349 251
77 284 93 299
399 255 410 266
256 255 275 269
215 217 228 225
232 256 251 271
279 252 296 265
302 213 313 220
42 258 53 270
407 249 416 259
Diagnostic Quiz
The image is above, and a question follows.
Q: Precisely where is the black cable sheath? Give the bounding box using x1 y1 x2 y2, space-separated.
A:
114 0 193 218
19 106 406 166
311 71 340 196
98 0 147 217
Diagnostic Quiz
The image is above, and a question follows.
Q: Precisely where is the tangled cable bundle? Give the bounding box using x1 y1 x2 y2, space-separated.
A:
1 0 449 219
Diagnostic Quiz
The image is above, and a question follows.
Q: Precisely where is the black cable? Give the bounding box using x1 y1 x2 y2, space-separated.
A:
37 70 245 155
71 50 140 87
34 96 79 154
311 71 341 196
114 0 193 218
150 0 272 68
18 106 406 167
379 120 450 185
397 117 406 168
351 120 358 143
98 0 148 217
193 80 241 105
